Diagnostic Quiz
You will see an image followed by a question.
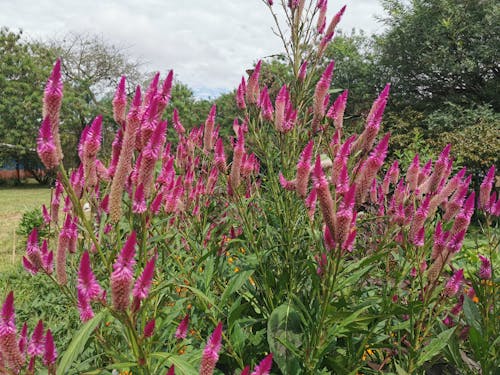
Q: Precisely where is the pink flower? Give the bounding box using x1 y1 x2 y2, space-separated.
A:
0 292 25 370
167 365 176 375
478 255 491 280
143 319 156 338
175 315 189 339
37 116 59 169
133 257 156 301
133 183 147 214
43 59 64 162
444 269 464 297
479 166 495 210
157 70 174 113
229 128 246 191
246 60 262 105
77 289 94 322
199 322 223 375
274 85 288 132
316 0 327 33
313 156 336 238
28 320 45 357
111 231 137 311
312 61 335 131
203 105 217 151
78 252 104 301
259 86 274 121
326 90 348 131
43 329 57 367
296 140 314 198
113 76 127 124
236 77 247 110
251 353 273 375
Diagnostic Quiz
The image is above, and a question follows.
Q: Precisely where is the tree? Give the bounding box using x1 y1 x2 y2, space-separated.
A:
0 28 55 183
377 0 500 110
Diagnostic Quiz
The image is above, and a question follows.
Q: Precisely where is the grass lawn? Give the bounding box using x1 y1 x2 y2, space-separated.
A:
0 183 51 271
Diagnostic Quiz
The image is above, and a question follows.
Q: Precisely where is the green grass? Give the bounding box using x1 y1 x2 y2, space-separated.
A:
0 183 51 270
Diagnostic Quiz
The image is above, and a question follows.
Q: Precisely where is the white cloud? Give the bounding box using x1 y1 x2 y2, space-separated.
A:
0 0 385 92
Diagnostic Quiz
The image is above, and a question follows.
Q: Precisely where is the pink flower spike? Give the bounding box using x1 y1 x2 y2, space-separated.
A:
175 314 189 339
236 77 247 109
77 289 94 322
37 116 59 169
479 165 495 210
133 184 147 214
43 329 57 366
296 140 314 197
19 322 28 354
200 322 223 375
203 104 217 151
478 255 491 280
172 108 186 135
246 60 262 105
313 61 335 128
28 320 44 357
143 319 156 338
279 172 296 191
2 292 15 326
241 366 251 375
133 257 156 301
78 251 104 301
298 61 308 81
157 70 174 112
326 90 348 131
444 269 464 297
113 76 127 124
251 353 273 375
111 231 137 311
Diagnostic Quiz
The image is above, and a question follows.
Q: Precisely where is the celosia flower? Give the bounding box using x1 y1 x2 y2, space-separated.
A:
199 322 223 375
43 329 57 367
28 320 44 357
251 353 273 375
0 292 25 370
175 315 189 339
143 319 156 338
479 165 495 210
444 269 464 297
229 128 245 191
109 86 142 222
113 76 127 124
312 61 335 131
133 183 147 214
133 257 156 302
236 77 247 109
478 255 491 280
326 90 348 131
37 116 59 169
274 85 288 132
167 365 176 375
259 86 274 121
43 59 63 162
156 70 174 113
77 289 94 322
78 251 104 301
138 120 167 197
203 105 217 151
295 140 314 198
316 0 327 33
313 156 336 238
111 231 137 311
246 60 262 105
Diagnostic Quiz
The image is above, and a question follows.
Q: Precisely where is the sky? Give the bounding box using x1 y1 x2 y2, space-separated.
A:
0 0 385 97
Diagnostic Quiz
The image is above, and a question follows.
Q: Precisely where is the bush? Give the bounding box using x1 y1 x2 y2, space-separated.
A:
1 2 498 375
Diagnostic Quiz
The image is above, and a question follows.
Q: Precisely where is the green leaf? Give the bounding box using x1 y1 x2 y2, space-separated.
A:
463 296 482 335
395 362 410 375
151 353 198 375
220 270 253 306
416 327 456 367
57 310 108 375
267 302 303 373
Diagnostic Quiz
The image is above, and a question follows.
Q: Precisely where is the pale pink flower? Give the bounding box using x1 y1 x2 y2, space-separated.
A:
313 156 336 238
246 60 262 105
479 166 495 210
316 0 327 33
326 90 348 131
229 128 246 191
274 85 288 132
312 61 335 131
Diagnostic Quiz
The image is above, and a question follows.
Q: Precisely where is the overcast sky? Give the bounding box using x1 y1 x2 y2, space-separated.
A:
0 0 385 97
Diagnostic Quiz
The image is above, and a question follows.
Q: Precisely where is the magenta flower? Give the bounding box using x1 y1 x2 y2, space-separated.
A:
313 156 336 238
167 365 176 375
143 319 156 338
77 289 94 322
175 314 190 339
133 183 147 214
113 76 127 124
78 251 104 302
111 231 137 311
203 104 217 151
37 116 59 169
43 59 64 162
274 85 288 132
326 90 348 131
316 0 327 33
133 256 156 302
479 165 495 210
199 322 223 375
236 77 247 109
0 292 25 370
312 61 335 130
27 320 45 357
43 329 57 367
259 86 274 121
251 353 273 375
478 255 492 280
157 70 174 113
444 269 464 297
296 140 314 198
138 120 167 197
